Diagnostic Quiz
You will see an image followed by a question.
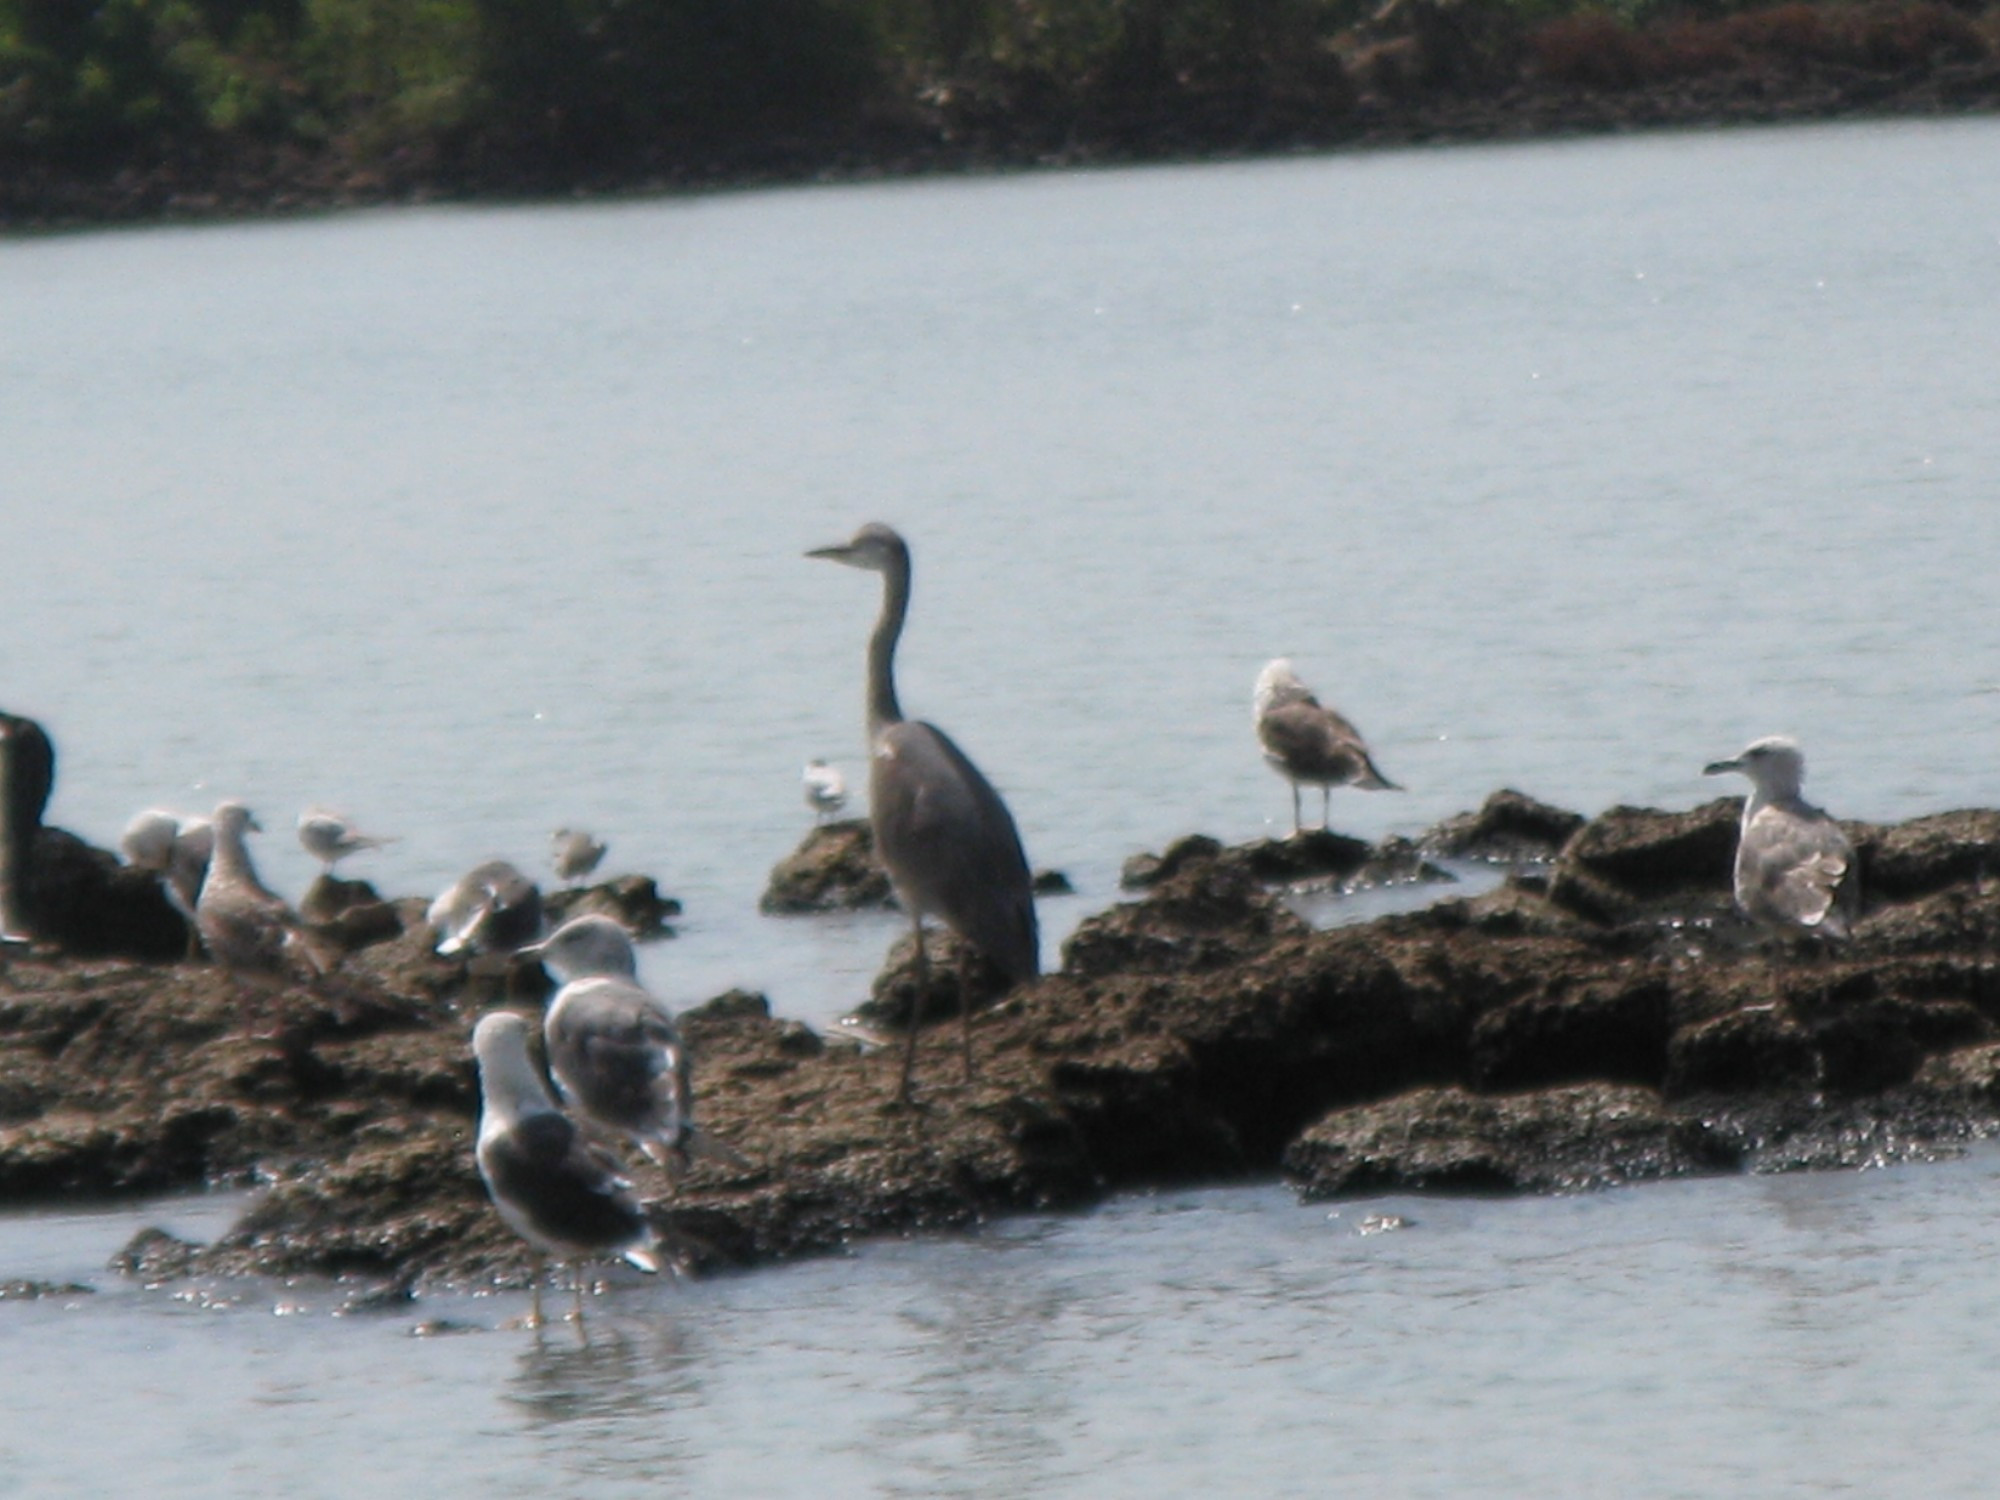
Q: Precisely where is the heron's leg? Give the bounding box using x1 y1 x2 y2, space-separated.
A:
571 1267 587 1332
1320 785 1331 831
1290 783 1303 836
957 941 977 1085
898 917 926 1104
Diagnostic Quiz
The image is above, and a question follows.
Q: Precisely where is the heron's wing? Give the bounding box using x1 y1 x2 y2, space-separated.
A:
873 721 1039 982
1740 804 1854 931
547 979 687 1139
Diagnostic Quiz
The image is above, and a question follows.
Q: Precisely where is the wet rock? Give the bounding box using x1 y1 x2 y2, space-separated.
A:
1423 789 1585 864
1065 845 1308 976
759 821 895 914
544 874 681 938
300 874 405 950
1545 799 1741 924
112 1227 202 1282
11 793 2000 1290
0 1278 93 1300
1032 869 1075 896
1284 1083 1739 1196
1858 810 2000 901
1121 829 1453 895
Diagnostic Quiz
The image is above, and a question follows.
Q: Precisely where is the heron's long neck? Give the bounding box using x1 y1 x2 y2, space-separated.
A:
866 554 910 735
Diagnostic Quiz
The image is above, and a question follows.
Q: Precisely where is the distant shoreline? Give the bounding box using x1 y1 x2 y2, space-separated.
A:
7 43 1997 232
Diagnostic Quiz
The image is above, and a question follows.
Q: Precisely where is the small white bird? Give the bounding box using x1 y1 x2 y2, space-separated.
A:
802 759 848 823
472 1010 661 1328
1703 735 1858 938
550 828 607 886
1253 659 1400 834
297 808 397 873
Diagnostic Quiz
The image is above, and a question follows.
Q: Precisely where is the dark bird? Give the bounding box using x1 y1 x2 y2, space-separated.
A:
473 1010 661 1328
0 711 55 946
808 522 1038 1101
1253 658 1400 834
1703 735 1858 938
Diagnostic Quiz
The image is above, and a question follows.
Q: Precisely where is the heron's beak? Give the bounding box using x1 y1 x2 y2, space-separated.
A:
805 543 853 563
1702 758 1740 777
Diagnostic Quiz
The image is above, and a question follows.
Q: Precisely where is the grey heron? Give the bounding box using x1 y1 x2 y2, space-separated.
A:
472 1010 660 1328
807 522 1039 1102
1253 658 1400 834
1703 735 1858 938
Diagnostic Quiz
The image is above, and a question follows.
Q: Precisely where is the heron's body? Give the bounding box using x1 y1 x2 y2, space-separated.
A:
1253 659 1399 833
472 1011 660 1324
1704 736 1858 938
0 712 55 944
809 522 1038 1099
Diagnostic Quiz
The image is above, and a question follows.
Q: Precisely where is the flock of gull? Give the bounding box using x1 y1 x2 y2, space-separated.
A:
0 522 1858 1324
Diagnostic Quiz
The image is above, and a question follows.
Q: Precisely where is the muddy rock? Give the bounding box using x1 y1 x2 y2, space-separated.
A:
9 792 2000 1292
1545 798 1742 924
544 874 681 938
852 928 1019 1032
1120 828 1454 893
760 821 895 913
1422 788 1586 864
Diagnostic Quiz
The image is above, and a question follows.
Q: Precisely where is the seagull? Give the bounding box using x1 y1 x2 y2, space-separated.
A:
297 808 397 873
1703 735 1858 938
121 808 213 957
194 800 331 992
550 829 607 886
429 859 545 960
1253 658 1400 834
522 914 700 1172
472 1010 661 1328
802 760 848 823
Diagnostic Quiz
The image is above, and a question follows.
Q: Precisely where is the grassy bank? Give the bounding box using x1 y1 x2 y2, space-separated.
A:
4 0 1997 226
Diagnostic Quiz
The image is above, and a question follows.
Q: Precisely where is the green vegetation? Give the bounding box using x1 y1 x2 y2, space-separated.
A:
3 0 1995 208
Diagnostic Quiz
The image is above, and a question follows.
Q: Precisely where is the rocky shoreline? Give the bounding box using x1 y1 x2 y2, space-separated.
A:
4 789 1999 1292
7 30 1999 232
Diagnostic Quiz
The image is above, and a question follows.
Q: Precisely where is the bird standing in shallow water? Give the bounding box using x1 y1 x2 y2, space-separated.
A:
1703 735 1858 938
472 1010 660 1329
802 760 848 823
808 522 1039 1103
1253 658 1400 834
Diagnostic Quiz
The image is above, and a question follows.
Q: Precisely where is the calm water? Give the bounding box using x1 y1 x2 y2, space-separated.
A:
5 114 2000 1493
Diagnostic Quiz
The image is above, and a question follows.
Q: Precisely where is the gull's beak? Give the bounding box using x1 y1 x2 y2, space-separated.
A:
805 542 853 563
247 814 264 833
1702 757 1740 777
